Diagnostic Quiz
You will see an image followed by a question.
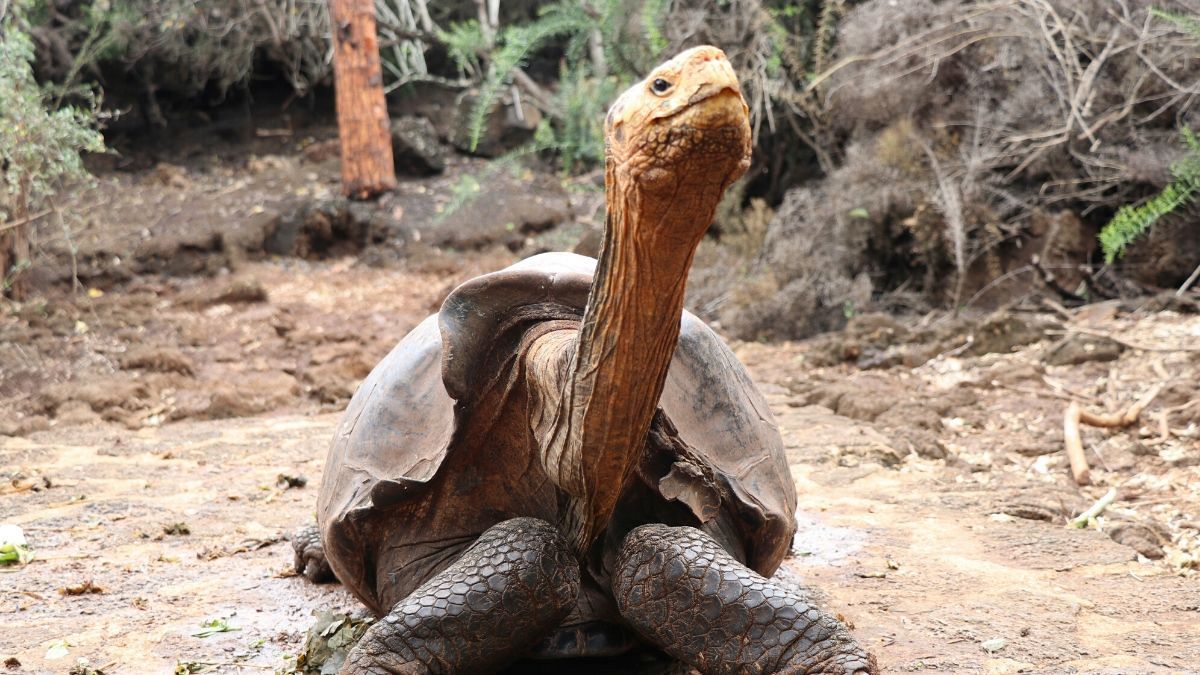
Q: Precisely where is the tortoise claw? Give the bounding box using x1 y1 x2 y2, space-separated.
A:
292 524 335 583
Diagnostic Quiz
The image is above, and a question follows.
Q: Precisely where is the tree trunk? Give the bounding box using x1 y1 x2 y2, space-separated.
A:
328 0 396 199
1 178 31 300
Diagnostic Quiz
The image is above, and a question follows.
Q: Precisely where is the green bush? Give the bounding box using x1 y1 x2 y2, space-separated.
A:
1 0 105 294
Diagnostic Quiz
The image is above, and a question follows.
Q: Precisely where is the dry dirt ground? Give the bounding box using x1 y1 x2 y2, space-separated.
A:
3 139 1199 674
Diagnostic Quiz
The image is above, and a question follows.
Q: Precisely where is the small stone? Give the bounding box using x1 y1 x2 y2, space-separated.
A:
981 637 1007 653
391 117 446 175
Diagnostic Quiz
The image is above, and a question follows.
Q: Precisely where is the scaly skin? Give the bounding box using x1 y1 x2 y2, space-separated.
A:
341 518 579 674
292 523 335 583
614 525 878 675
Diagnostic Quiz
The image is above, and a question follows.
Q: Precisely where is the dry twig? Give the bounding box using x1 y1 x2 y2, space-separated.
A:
1063 384 1163 485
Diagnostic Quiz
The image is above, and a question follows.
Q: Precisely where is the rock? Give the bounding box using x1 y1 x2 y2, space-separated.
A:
523 219 602 258
302 352 373 405
0 414 50 437
133 228 224 277
130 205 281 276
964 314 1055 356
429 170 571 251
176 276 268 308
119 347 196 376
223 209 280 259
38 376 150 415
1042 334 1125 366
924 388 979 415
1108 522 1168 559
391 117 446 175
55 400 102 426
778 405 903 467
875 402 941 431
873 401 952 459
810 313 913 368
268 199 384 259
147 162 190 189
831 389 895 422
997 488 1082 522
205 372 300 419
980 361 1045 387
1122 207 1200 288
302 138 340 164
888 427 948 459
1011 437 1062 457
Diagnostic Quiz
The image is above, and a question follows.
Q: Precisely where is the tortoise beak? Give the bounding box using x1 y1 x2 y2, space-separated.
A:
686 54 743 106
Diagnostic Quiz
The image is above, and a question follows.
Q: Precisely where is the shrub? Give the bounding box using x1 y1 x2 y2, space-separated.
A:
711 0 1200 339
27 0 331 99
1 0 105 297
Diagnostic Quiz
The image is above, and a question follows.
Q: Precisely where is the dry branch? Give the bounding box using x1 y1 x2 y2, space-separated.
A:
1063 402 1091 485
1063 384 1163 485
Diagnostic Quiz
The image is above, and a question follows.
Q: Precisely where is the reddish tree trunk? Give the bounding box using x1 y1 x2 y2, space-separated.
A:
328 0 396 199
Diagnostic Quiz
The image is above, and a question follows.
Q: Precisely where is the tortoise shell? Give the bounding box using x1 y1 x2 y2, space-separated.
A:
316 252 797 617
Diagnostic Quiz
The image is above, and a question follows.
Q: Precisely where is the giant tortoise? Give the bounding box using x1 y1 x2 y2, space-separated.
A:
293 45 876 675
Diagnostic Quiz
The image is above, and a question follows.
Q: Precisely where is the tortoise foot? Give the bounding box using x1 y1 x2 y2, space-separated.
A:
292 523 335 583
613 524 878 675
342 517 579 674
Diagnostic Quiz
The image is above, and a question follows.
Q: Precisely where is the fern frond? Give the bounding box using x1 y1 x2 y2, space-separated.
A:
466 3 590 151
1150 7 1200 40
1099 128 1200 263
812 0 843 77
438 20 484 78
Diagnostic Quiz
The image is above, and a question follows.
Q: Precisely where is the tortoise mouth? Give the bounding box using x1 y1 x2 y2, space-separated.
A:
659 86 746 130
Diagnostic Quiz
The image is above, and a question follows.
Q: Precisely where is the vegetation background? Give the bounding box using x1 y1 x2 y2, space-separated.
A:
1 0 1198 334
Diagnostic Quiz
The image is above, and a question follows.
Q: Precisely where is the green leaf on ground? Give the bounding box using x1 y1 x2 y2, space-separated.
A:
192 617 240 638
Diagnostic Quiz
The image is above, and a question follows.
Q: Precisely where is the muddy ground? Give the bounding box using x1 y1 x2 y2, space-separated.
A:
2 127 1199 674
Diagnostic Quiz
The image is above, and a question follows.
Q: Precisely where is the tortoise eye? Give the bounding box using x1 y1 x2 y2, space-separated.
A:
650 78 672 95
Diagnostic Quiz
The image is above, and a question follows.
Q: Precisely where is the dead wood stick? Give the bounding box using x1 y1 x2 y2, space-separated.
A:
1040 296 1076 320
1063 384 1163 484
1146 399 1200 446
1078 383 1163 427
1064 402 1091 485
1154 409 1171 445
1179 261 1200 297
0 209 51 233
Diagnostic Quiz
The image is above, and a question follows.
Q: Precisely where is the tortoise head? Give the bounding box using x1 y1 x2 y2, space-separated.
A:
604 46 752 196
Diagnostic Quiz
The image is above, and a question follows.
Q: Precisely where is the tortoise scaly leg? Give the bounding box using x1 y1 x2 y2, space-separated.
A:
292 524 335 583
613 524 877 675
342 518 579 675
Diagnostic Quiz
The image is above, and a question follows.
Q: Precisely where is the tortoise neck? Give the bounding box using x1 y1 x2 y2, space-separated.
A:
550 159 715 552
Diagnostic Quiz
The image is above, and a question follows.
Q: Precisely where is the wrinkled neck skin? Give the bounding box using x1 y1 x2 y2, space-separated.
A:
526 144 745 556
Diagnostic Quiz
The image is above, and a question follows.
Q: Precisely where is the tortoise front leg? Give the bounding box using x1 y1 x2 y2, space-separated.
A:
613 524 877 675
342 517 579 674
